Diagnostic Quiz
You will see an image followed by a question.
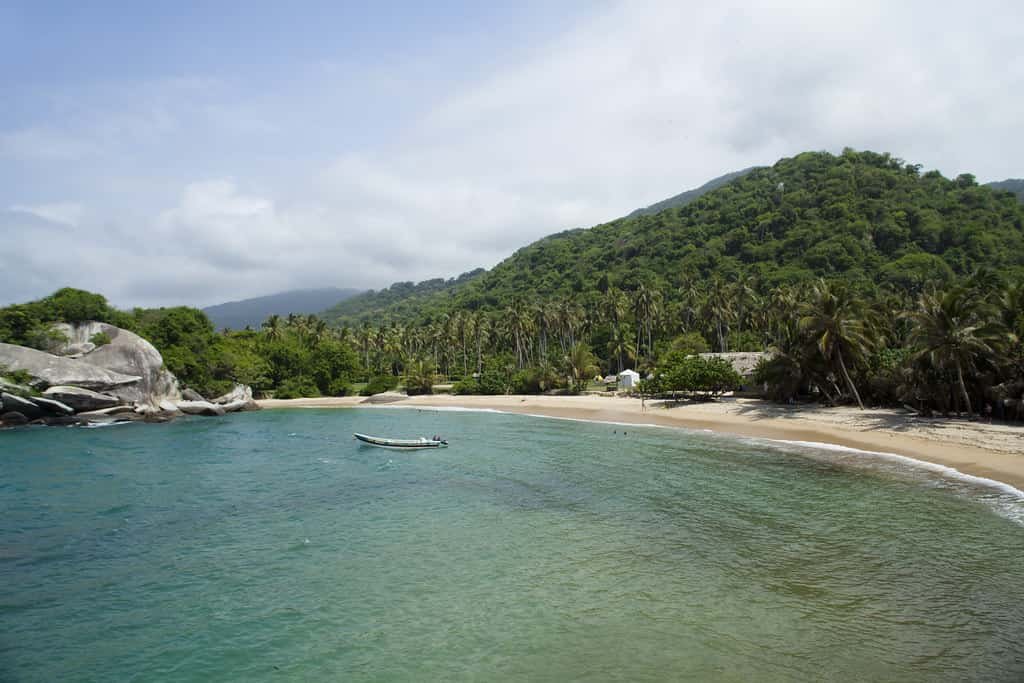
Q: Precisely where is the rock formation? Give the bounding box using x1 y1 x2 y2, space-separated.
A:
52 322 181 409
42 386 120 412
0 343 140 391
0 321 256 428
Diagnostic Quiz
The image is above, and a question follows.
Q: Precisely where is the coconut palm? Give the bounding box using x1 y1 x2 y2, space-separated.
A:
907 286 1002 416
565 342 599 393
262 314 283 342
798 280 876 410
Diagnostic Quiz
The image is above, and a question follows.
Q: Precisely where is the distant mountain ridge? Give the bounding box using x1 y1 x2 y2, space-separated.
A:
204 287 362 330
626 167 759 218
321 270 485 326
986 178 1024 203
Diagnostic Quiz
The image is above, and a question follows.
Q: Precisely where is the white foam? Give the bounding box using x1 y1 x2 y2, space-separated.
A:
81 420 132 429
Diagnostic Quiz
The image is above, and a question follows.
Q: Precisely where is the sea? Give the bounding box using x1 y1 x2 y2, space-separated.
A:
2 407 1023 681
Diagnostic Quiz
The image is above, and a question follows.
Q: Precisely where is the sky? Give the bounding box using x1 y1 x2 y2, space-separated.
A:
2 0 1023 309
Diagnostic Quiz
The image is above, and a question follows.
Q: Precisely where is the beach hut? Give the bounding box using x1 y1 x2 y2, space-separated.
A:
618 369 640 389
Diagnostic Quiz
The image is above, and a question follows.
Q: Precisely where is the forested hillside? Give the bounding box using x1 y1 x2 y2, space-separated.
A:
325 149 1024 327
321 268 485 326
6 150 1023 414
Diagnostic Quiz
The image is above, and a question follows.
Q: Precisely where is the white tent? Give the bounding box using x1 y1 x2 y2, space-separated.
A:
618 369 640 389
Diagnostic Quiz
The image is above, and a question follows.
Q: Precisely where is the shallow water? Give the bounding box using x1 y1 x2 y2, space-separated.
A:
2 408 1023 681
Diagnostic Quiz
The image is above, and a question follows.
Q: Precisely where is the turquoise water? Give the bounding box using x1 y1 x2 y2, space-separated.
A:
2 408 1024 682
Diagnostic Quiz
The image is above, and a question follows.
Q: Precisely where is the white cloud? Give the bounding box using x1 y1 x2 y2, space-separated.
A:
2 0 1024 308
8 202 84 227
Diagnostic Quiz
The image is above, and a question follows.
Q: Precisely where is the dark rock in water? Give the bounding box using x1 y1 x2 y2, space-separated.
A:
181 388 206 402
29 396 74 416
1 393 43 419
0 411 29 426
143 412 175 423
43 386 120 412
42 415 82 426
77 405 136 419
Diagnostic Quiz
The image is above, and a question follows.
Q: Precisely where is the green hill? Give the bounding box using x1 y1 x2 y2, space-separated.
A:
324 149 1024 327
321 269 485 326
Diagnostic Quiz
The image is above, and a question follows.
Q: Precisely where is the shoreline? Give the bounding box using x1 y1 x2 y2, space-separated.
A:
256 394 1024 492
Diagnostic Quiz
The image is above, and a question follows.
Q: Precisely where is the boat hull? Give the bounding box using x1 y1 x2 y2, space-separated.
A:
353 433 448 449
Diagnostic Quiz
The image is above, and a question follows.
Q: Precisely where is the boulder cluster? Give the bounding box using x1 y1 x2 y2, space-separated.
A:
0 321 257 428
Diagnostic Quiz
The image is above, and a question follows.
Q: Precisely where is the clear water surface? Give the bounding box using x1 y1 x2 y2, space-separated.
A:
2 408 1023 681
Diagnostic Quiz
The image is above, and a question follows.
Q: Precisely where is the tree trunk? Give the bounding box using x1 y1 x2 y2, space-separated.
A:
956 361 974 417
836 349 864 410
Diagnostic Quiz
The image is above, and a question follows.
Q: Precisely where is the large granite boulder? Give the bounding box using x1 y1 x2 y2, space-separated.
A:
181 388 206 402
0 343 141 391
176 400 226 416
211 384 258 412
43 386 120 412
212 384 253 404
52 322 181 409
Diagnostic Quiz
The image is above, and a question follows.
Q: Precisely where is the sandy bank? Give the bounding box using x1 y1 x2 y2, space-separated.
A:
257 394 1024 491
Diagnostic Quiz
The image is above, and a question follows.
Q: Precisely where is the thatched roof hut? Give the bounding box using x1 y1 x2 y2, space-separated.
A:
698 352 772 379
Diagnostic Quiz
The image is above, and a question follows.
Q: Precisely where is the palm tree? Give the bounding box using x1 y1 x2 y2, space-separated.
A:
606 324 635 374
702 276 734 352
505 300 533 369
472 310 490 374
565 342 599 393
907 287 1002 417
798 280 876 410
262 314 283 341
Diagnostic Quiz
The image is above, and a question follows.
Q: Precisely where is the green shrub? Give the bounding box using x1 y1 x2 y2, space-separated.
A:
360 374 399 396
89 331 112 347
275 377 321 399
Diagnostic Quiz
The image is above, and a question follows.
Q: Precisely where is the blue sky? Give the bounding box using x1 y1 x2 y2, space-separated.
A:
2 1 1022 308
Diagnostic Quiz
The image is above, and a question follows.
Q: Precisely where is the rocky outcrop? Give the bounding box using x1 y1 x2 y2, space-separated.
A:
61 342 96 357
0 343 141 391
52 322 181 409
176 400 226 416
211 384 259 412
43 386 120 412
30 396 74 415
2 323 257 428
181 388 206 402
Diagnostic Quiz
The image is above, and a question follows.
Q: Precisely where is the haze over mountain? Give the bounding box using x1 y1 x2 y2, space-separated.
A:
986 179 1024 203
321 149 1024 327
321 169 758 325
204 287 361 331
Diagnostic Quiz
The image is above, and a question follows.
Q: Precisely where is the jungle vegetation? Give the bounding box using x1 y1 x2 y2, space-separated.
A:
3 150 1024 415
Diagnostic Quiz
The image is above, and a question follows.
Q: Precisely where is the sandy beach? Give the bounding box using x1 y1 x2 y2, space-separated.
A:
257 393 1024 491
